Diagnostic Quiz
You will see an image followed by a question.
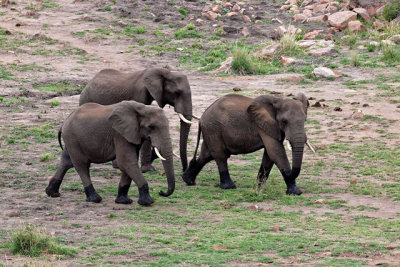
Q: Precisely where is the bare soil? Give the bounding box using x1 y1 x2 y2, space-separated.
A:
0 0 399 266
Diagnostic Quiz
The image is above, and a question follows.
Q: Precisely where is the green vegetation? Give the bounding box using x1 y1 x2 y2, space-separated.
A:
178 7 187 16
231 46 256 74
382 0 400 21
11 224 76 256
33 80 85 93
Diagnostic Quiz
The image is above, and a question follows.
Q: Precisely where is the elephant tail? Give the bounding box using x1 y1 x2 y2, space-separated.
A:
58 127 63 150
192 122 202 162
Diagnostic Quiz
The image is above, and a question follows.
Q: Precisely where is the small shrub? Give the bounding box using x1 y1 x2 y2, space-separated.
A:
351 51 359 67
381 43 400 63
366 43 376 52
280 33 301 56
215 29 222 36
40 153 53 162
50 100 59 107
382 0 400 21
11 224 76 257
103 5 111 11
133 27 146 34
174 28 187 39
168 23 174 28
178 7 187 16
186 23 195 30
231 46 255 75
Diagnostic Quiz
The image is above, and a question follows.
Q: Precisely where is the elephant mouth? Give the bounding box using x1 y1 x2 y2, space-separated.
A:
284 139 315 153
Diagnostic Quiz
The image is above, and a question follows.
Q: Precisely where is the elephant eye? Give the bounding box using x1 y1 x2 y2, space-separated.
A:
149 125 156 130
281 119 288 125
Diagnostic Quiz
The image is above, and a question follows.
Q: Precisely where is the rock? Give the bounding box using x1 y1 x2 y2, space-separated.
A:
211 4 221 13
369 41 379 47
289 5 300 13
303 9 313 17
301 0 313 8
328 11 357 30
272 225 280 232
293 14 307 22
373 19 385 29
233 87 242 91
307 14 328 23
350 180 357 184
196 18 204 25
280 5 291 11
117 20 127 26
213 244 228 251
348 20 366 32
242 15 251 23
375 5 387 17
225 12 239 18
223 2 232 8
7 211 20 217
389 35 400 44
280 74 304 82
272 18 283 24
242 27 250 37
332 70 342 78
276 25 301 37
326 4 338 13
232 4 241 11
353 7 371 23
315 199 325 204
215 57 233 73
312 67 336 78
334 106 342 111
202 11 218 21
281 56 296 67
202 5 212 12
303 30 323 39
248 205 259 211
351 109 364 119
382 40 395 46
254 43 283 59
312 101 322 107
313 3 328 13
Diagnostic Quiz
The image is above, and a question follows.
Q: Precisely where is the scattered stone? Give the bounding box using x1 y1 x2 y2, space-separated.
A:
293 14 307 22
211 4 222 13
307 14 328 23
272 18 283 24
213 244 228 251
254 43 282 59
312 101 322 107
232 4 241 11
303 30 323 39
303 9 313 17
215 57 233 73
242 15 251 23
190 237 198 242
248 204 259 211
281 56 296 67
362 103 369 107
389 35 400 44
233 87 242 91
334 106 342 111
276 25 302 37
315 199 325 204
350 180 357 184
382 40 395 46
373 19 385 29
26 10 38 17
225 12 239 18
348 20 366 32
223 26 239 34
351 109 364 119
272 225 280 232
353 7 371 23
313 3 328 13
328 11 357 30
202 11 218 21
25 161 32 165
196 19 204 25
241 26 250 37
117 20 127 26
312 67 336 78
7 211 20 217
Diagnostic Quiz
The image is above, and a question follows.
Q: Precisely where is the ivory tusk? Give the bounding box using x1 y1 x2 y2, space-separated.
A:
177 113 193 124
284 139 292 151
154 147 166 161
173 151 181 158
192 114 201 120
306 140 316 153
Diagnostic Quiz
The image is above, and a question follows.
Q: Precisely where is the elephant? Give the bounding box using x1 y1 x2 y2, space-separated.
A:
79 67 194 173
182 93 313 195
45 100 175 205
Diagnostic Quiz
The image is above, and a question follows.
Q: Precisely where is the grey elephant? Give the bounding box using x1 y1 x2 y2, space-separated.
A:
45 101 175 205
182 93 313 195
79 67 194 173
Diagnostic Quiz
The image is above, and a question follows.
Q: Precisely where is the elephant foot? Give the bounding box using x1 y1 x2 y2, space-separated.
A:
286 186 303 195
115 184 133 204
45 179 62 197
137 184 154 206
115 195 133 204
141 164 156 173
84 184 102 203
219 171 236 189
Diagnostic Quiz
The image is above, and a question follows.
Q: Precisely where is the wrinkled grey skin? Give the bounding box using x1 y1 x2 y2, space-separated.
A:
182 93 309 195
79 68 192 172
45 101 175 206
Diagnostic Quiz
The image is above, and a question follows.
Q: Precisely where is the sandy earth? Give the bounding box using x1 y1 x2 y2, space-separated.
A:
0 0 399 266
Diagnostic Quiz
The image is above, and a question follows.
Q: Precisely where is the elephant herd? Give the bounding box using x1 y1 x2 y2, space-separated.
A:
45 67 313 206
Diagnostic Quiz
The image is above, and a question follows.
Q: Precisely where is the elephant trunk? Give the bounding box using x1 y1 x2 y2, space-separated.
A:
281 131 305 181
179 117 191 171
158 141 175 197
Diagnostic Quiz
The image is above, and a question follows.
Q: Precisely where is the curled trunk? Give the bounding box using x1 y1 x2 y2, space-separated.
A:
158 141 175 197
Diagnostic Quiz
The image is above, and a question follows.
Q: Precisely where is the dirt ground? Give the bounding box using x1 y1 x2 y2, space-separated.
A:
0 0 399 266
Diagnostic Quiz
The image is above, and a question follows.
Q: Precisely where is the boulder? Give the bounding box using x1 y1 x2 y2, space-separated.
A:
373 19 385 29
202 11 218 21
276 25 302 37
312 67 336 78
389 35 400 44
348 20 366 32
353 7 371 23
293 14 308 22
328 11 357 30
303 30 323 39
281 56 296 67
303 9 313 17
226 12 239 18
242 27 250 37
242 15 251 23
254 43 283 59
307 14 328 23
313 3 328 13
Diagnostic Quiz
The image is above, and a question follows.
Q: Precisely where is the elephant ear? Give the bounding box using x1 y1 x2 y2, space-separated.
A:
108 101 143 145
143 68 171 108
247 95 282 141
293 93 309 115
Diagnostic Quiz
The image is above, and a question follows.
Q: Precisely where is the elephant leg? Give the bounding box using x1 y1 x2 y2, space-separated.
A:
214 157 236 189
72 159 102 203
115 172 133 204
257 149 274 188
117 145 154 206
45 149 73 197
182 142 212 186
140 139 156 173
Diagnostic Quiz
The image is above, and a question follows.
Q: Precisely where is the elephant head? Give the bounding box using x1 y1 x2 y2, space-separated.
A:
109 101 175 197
143 68 193 171
248 93 309 192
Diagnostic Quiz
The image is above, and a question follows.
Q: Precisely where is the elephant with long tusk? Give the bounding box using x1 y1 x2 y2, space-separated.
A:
45 101 175 205
79 67 194 172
